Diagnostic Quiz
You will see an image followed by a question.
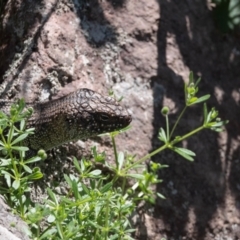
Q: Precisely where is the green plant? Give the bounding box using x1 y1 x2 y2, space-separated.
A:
212 0 240 32
0 72 227 239
156 72 227 161
0 100 43 218
27 157 137 239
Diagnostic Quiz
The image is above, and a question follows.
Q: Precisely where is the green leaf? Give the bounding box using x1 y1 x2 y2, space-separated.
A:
88 220 101 228
61 197 75 205
189 94 210 105
25 128 35 133
203 103 208 124
39 228 57 240
222 120 229 125
208 122 225 128
4 173 11 187
47 214 56 223
184 82 188 103
22 164 32 173
12 179 20 189
195 77 201 87
187 97 198 105
99 125 131 138
157 192 166 199
64 174 72 187
11 146 29 152
47 188 58 204
11 133 28 145
173 147 195 161
28 171 43 180
89 169 101 176
0 111 7 119
117 151 124 170
91 146 98 159
177 147 196 156
73 157 82 172
118 125 131 133
20 119 25 131
206 111 212 124
126 173 145 180
212 128 223 132
81 183 90 195
189 71 194 84
24 156 42 164
18 99 25 112
56 222 63 239
100 182 112 193
125 228 137 234
158 128 167 143
72 180 80 200
7 127 15 143
130 164 145 169
0 158 11 166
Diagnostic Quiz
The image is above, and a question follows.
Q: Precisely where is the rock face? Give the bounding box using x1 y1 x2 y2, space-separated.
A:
0 0 157 157
0 1 158 238
0 198 30 240
0 0 240 239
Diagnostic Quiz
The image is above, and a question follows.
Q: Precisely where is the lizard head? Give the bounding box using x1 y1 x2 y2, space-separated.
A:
68 88 132 138
25 88 132 151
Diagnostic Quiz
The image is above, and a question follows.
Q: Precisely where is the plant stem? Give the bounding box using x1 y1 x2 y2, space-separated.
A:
104 195 110 240
111 135 118 169
166 114 169 141
124 144 168 172
122 177 126 194
9 150 19 178
169 106 187 139
124 125 205 173
171 125 204 144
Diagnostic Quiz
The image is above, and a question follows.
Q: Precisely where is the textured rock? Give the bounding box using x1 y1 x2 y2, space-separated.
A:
0 0 240 239
0 0 159 158
0 197 30 240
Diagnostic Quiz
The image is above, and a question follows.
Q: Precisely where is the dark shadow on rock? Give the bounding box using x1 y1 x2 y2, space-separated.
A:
229 145 240 229
0 0 58 98
106 0 126 9
150 0 240 239
72 0 122 47
0 0 125 96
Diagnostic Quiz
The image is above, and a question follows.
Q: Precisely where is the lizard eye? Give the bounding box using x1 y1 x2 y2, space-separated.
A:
100 113 110 121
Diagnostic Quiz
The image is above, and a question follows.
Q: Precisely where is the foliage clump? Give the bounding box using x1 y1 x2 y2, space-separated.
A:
0 72 227 239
